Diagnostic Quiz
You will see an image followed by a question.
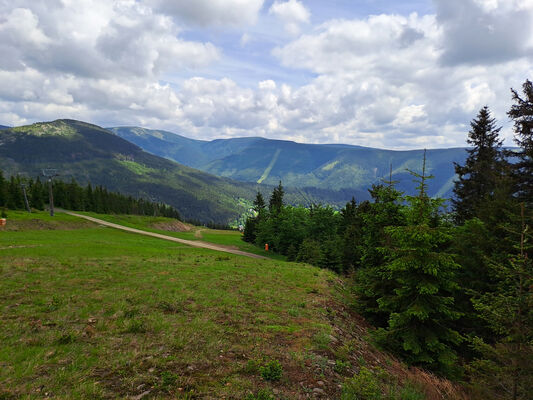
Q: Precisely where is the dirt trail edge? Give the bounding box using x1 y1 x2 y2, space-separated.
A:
62 211 268 260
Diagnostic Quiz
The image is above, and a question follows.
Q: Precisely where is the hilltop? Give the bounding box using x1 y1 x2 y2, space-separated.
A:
0 120 359 223
0 120 257 223
109 126 469 199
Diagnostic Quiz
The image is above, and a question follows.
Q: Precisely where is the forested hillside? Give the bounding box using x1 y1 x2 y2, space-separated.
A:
0 120 359 224
109 127 468 199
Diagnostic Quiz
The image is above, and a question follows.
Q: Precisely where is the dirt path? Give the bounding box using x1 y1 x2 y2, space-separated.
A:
62 211 268 260
194 228 206 239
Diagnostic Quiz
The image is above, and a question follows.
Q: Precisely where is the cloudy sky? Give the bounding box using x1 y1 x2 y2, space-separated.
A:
0 0 532 149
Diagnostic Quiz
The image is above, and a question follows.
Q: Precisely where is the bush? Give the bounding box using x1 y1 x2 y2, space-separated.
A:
259 359 283 382
341 367 381 400
245 389 275 400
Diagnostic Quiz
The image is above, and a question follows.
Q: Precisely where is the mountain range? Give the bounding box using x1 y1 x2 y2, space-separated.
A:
109 127 468 200
0 120 359 223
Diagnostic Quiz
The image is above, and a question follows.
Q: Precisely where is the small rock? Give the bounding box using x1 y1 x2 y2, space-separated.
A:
317 381 324 386
313 388 324 394
132 390 151 400
187 366 194 371
272 389 280 395
327 360 336 365
148 367 155 373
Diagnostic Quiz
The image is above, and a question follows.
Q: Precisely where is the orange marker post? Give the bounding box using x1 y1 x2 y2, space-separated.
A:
264 243 269 251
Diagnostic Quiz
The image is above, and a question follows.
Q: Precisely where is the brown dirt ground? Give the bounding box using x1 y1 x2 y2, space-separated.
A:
151 221 192 232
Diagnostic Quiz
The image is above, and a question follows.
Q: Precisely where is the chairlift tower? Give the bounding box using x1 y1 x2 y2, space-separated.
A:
20 183 31 213
42 169 59 216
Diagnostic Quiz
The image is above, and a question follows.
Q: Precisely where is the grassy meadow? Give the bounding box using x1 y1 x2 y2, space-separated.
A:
0 211 343 398
0 211 462 399
73 212 284 260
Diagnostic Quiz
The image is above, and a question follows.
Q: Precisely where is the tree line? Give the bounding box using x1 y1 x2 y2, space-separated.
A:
0 173 181 220
243 80 533 397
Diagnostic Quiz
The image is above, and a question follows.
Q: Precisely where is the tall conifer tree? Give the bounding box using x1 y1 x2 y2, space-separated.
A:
508 79 533 207
453 106 505 224
375 151 462 375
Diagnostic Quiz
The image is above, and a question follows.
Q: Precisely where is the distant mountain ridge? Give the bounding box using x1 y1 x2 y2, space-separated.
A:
109 126 469 199
0 120 360 223
0 125 10 130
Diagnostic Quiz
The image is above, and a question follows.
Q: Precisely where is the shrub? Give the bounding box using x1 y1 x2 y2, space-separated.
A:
334 359 351 374
341 367 382 400
259 359 283 382
245 389 275 400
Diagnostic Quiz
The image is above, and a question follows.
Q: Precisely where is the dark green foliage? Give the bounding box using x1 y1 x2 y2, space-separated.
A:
508 80 533 207
242 191 267 243
453 106 506 224
354 186 406 327
468 203 533 399
373 159 462 375
259 359 283 382
269 181 284 215
242 215 259 243
0 169 181 219
253 191 266 214
297 238 322 265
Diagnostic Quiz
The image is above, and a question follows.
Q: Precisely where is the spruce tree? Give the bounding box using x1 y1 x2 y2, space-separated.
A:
0 170 7 207
374 152 462 375
469 203 533 399
243 192 267 243
269 181 284 215
353 184 405 327
508 79 533 207
453 106 506 224
253 191 266 214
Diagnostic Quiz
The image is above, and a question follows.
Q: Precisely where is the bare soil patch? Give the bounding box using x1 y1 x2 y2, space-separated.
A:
151 221 191 232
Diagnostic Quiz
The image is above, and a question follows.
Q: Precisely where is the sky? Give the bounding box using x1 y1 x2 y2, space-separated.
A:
0 0 532 149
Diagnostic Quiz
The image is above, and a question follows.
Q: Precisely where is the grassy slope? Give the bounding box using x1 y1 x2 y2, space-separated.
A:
0 212 464 399
75 211 285 260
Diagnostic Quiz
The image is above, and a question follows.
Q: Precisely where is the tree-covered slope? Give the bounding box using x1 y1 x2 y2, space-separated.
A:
0 120 262 223
110 126 468 199
0 120 359 223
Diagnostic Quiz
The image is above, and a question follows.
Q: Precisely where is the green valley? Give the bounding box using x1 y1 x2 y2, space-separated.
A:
109 127 469 199
0 120 358 225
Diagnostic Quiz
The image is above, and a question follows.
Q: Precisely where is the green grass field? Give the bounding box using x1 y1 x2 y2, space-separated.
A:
0 211 346 398
0 211 461 399
74 212 284 260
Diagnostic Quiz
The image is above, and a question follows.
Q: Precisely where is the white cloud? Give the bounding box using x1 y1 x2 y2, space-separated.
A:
147 0 264 26
269 0 310 35
1 0 532 149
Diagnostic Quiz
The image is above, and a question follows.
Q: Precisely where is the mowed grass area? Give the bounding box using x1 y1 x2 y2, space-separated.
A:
0 211 343 398
75 212 282 260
